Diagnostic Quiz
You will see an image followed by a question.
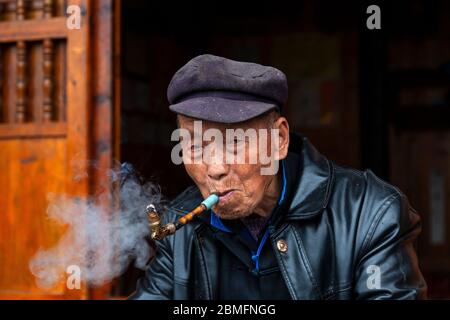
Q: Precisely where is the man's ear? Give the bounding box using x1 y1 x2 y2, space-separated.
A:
274 116 289 160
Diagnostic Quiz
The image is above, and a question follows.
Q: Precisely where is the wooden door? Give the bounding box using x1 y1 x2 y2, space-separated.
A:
0 0 120 299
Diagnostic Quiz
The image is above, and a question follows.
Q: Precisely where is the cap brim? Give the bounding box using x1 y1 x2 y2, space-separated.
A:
169 96 278 124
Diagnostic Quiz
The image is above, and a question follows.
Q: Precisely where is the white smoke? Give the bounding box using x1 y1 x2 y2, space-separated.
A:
29 162 165 289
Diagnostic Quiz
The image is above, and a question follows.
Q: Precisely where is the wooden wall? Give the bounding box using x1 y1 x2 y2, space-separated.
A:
387 0 450 298
0 0 119 299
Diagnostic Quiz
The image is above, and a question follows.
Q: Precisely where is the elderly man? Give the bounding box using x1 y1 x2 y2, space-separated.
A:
130 54 426 300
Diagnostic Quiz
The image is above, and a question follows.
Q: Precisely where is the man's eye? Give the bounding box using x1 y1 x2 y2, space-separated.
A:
225 138 245 154
232 138 246 145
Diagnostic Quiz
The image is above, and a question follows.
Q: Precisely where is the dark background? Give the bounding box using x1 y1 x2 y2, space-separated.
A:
118 0 450 298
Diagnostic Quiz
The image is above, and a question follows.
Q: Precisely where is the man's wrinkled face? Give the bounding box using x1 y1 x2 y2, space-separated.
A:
178 112 289 219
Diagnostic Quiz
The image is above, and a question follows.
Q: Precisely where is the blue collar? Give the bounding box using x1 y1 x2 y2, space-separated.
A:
278 159 287 205
211 160 287 233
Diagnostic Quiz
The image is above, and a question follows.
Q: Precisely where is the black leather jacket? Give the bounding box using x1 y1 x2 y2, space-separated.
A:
130 134 427 300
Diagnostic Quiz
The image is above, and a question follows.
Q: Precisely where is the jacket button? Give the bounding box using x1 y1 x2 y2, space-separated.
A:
276 239 288 253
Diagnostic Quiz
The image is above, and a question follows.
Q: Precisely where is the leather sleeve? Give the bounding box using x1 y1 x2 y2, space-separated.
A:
128 235 174 300
353 192 427 299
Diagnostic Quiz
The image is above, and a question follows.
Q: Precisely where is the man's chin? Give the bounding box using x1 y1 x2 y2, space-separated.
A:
212 206 251 220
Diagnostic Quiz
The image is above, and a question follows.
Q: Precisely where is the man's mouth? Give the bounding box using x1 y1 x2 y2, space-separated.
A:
214 190 236 204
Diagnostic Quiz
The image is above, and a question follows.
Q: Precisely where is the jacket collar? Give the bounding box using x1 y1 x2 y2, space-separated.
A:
282 133 334 220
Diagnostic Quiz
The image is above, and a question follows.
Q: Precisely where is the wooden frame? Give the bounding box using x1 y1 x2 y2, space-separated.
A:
0 17 67 42
0 0 120 300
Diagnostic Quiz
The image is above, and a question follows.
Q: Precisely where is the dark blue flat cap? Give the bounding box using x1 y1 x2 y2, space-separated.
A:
168 54 288 123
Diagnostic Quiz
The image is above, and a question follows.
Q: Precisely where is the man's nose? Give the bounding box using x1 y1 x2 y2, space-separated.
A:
206 163 229 181
205 144 229 180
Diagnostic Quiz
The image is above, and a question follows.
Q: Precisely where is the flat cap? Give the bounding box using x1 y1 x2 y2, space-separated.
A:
168 54 288 123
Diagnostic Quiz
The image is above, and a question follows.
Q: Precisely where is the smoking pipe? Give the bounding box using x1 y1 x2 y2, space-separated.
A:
146 194 219 241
